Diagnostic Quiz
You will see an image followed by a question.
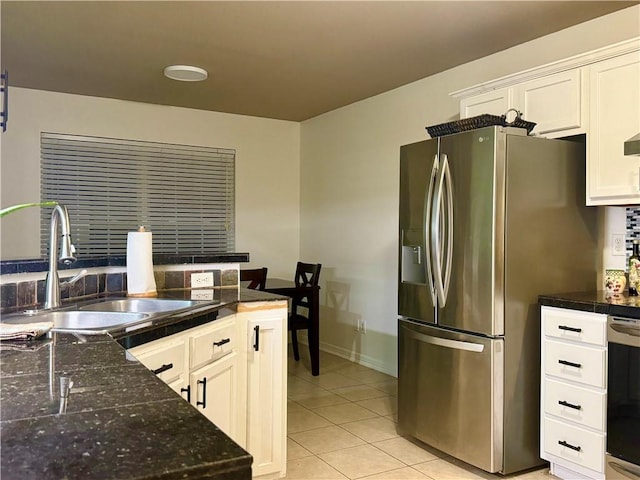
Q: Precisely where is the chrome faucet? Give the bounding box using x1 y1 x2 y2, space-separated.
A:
44 204 80 310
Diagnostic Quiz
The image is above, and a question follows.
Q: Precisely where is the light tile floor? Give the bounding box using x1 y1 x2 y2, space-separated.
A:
285 349 556 480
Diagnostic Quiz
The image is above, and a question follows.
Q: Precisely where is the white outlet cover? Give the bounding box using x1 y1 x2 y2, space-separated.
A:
191 272 214 287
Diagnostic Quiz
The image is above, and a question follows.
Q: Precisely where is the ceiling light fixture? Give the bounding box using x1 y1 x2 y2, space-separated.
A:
163 65 208 82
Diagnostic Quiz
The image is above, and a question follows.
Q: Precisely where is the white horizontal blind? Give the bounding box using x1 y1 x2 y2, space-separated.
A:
40 133 235 256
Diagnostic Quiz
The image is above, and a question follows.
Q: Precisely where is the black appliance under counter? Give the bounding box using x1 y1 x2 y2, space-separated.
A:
0 332 252 480
539 290 640 319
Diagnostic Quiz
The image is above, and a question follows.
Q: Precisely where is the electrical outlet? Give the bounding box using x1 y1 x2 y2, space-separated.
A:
613 234 626 256
191 272 214 288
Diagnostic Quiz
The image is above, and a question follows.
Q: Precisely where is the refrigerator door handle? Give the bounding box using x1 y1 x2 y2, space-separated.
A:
441 154 454 302
407 328 485 352
424 154 439 304
431 153 453 306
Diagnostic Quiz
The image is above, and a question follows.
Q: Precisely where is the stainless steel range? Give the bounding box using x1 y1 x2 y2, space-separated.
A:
606 316 640 479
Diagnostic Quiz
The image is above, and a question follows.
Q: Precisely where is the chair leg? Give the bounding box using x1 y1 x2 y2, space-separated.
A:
308 318 319 376
291 330 300 361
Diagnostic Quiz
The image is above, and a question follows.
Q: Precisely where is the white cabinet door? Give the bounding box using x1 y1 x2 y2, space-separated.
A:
514 70 584 137
190 350 242 445
460 88 510 118
242 307 287 478
587 51 640 205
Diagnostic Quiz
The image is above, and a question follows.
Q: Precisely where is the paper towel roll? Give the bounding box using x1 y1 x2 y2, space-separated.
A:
126 227 157 297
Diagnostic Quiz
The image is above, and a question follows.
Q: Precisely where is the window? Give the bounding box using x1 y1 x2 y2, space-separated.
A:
40 133 235 256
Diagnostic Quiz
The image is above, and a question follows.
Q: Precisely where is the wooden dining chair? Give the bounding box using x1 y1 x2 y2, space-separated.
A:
289 262 322 372
240 267 268 290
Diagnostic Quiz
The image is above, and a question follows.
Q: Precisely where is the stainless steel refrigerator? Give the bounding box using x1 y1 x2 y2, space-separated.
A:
397 126 598 475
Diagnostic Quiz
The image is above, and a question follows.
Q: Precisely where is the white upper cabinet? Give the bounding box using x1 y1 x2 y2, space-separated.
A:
460 88 511 118
453 38 640 206
587 51 640 205
513 70 584 138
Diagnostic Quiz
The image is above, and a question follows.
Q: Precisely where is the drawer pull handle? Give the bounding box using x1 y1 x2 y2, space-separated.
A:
180 385 191 403
152 363 173 375
558 400 582 410
254 325 260 351
213 338 231 347
558 325 582 333
559 359 582 369
558 440 581 452
197 377 207 408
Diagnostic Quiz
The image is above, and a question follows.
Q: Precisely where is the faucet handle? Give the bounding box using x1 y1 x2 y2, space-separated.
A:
61 269 88 288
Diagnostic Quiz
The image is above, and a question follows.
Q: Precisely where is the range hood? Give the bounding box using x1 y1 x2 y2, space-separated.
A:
624 133 640 156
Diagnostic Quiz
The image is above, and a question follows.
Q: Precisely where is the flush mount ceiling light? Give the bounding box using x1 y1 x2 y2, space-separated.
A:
163 65 208 82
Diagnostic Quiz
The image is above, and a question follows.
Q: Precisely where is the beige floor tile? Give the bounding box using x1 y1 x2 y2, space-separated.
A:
290 388 351 409
384 412 398 425
342 369 396 385
373 437 445 465
413 458 494 480
308 371 364 389
319 444 405 479
290 425 366 454
288 405 334 433
360 466 432 479
341 416 401 443
505 467 554 479
356 396 397 417
315 402 379 424
332 384 389 402
370 379 398 396
288 376 318 396
285 455 348 480
288 438 314 461
333 363 377 377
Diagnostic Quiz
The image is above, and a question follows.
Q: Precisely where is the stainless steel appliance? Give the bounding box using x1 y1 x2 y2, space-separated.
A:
606 316 640 479
397 126 598 474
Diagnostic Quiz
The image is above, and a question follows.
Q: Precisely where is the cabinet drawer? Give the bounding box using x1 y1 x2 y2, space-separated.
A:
544 339 606 388
543 378 605 431
543 417 605 473
134 340 187 385
542 306 606 346
191 318 236 370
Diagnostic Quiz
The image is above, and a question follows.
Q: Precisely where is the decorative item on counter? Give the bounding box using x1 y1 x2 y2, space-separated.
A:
604 269 626 298
126 226 157 297
629 239 640 296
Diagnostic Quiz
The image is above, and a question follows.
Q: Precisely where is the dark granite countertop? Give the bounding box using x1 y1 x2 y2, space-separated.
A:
539 290 640 319
0 288 288 479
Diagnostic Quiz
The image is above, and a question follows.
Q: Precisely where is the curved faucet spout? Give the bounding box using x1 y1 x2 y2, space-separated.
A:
44 204 77 310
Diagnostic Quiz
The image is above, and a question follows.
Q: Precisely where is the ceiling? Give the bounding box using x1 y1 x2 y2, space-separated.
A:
1 1 637 122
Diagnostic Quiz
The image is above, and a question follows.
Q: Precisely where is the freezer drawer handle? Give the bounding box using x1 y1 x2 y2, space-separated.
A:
558 325 582 333
558 440 581 452
558 400 582 410
152 363 173 375
558 359 582 369
408 329 484 352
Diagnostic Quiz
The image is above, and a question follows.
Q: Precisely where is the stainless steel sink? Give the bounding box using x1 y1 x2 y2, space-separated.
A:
3 311 149 333
79 298 201 313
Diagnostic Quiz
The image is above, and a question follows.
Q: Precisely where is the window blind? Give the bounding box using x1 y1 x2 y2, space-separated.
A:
40 133 235 256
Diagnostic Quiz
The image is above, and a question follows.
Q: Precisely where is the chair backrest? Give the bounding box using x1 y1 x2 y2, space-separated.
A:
293 262 321 310
240 267 268 290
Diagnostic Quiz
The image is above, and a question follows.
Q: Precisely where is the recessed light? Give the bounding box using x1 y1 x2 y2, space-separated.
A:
163 65 208 82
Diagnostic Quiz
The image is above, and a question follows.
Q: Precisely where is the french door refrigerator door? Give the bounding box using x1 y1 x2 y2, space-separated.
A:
398 318 504 473
438 127 505 336
398 138 439 324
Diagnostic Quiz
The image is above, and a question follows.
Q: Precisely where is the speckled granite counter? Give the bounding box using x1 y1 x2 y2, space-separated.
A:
0 288 286 479
539 290 640 319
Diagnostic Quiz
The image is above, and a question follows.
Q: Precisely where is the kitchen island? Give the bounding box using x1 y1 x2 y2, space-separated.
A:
0 288 285 480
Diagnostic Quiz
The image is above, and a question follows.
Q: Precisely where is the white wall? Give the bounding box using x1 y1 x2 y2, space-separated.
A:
0 88 301 278
300 6 640 375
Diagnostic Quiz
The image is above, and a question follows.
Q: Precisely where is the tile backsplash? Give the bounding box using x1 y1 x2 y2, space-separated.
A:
0 267 239 313
626 206 640 252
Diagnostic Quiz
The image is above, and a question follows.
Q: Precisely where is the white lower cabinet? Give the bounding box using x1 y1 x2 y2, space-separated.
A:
128 301 288 479
540 306 607 480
